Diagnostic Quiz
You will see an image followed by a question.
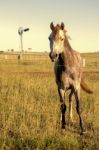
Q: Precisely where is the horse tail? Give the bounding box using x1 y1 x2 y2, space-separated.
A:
80 78 93 94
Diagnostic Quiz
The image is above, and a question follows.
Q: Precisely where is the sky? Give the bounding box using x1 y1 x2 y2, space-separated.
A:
0 0 99 53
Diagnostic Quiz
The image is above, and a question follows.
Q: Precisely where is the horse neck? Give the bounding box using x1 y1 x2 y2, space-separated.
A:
61 38 74 67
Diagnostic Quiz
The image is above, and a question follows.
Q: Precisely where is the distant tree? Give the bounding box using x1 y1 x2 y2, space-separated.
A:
11 49 14 52
28 48 32 51
0 51 4 53
44 51 48 53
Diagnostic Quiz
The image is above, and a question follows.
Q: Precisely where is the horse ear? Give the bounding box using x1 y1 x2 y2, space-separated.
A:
61 22 65 30
50 22 54 30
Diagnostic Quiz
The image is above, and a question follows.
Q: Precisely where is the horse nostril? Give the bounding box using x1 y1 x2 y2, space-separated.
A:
49 52 51 58
56 54 58 57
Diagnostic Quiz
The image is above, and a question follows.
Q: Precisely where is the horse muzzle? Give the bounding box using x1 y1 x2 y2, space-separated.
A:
49 52 58 62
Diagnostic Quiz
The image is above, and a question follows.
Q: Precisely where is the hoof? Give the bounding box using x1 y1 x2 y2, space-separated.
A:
68 121 73 126
61 128 66 135
61 120 66 129
80 130 87 135
61 124 66 129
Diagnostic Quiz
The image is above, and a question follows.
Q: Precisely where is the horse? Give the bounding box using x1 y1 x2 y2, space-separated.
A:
48 22 93 135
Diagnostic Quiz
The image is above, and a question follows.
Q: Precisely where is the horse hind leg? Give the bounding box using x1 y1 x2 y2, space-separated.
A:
58 88 66 129
69 90 74 124
74 88 85 134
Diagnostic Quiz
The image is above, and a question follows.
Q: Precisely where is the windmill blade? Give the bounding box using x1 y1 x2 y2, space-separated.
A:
24 28 29 32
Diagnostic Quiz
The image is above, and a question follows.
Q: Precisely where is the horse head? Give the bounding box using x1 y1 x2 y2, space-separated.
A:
49 22 67 62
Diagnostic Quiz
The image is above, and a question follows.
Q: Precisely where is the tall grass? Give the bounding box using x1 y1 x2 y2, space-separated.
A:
0 53 99 149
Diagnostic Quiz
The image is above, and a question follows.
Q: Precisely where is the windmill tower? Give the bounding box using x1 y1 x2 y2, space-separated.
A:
18 27 29 52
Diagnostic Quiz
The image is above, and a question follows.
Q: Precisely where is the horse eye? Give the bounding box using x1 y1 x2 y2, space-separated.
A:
61 38 64 41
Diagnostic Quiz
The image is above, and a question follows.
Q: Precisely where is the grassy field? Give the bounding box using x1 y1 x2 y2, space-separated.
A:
0 52 99 150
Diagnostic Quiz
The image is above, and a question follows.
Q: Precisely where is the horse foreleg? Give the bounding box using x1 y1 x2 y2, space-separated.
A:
58 88 66 129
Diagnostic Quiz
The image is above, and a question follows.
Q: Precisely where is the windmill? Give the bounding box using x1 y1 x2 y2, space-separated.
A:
18 27 29 52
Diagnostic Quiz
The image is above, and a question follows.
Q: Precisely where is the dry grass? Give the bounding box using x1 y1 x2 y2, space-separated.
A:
0 52 99 149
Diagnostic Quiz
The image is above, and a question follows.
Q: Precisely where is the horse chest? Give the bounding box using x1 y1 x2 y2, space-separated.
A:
55 70 70 89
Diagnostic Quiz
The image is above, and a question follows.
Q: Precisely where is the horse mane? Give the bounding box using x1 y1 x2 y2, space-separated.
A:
55 24 72 51
64 31 72 51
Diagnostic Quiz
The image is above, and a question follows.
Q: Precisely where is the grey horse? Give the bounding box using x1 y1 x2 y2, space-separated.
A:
48 22 93 134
